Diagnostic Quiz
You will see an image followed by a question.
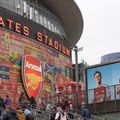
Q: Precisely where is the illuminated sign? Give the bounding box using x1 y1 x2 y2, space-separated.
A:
0 16 70 57
22 55 43 99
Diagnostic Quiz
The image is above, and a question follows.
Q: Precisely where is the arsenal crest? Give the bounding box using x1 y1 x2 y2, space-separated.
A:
22 55 43 99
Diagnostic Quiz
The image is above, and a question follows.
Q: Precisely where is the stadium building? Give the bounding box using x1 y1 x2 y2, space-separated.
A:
101 52 120 63
0 0 83 105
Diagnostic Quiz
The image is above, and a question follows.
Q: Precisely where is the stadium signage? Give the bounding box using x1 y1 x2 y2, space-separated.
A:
0 16 70 57
22 55 43 99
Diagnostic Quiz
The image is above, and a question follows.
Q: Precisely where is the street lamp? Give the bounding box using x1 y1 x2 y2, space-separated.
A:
72 46 83 109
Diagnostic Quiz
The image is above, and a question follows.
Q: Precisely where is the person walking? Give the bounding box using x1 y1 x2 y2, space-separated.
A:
55 107 67 120
29 96 36 109
3 108 19 120
4 95 12 108
24 107 34 120
16 106 26 120
50 107 56 120
81 105 91 120
19 92 25 104
0 96 5 117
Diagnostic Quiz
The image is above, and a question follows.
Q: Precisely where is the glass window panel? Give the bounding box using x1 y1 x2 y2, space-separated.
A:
39 15 43 25
107 85 115 101
116 84 120 100
1 0 8 8
8 0 14 12
51 23 54 32
88 89 94 104
43 17 47 28
35 10 39 23
29 7 33 19
54 26 57 33
14 0 20 14
57 29 60 34
26 2 30 18
19 0 23 15
47 21 51 31
32 7 35 21
23 1 27 13
0 0 67 38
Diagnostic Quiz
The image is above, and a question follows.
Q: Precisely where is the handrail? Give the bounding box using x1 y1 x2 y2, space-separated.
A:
91 114 105 120
71 108 108 120
91 110 118 120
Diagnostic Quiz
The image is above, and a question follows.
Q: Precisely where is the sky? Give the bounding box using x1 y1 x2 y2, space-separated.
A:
72 0 120 66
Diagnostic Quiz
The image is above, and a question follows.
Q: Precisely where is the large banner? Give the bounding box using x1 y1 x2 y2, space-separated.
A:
0 28 73 104
86 61 120 103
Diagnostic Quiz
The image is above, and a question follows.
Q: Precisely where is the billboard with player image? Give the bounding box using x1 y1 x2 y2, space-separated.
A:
86 61 120 104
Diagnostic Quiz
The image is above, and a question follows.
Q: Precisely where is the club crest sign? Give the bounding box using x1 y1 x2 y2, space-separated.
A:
22 55 43 99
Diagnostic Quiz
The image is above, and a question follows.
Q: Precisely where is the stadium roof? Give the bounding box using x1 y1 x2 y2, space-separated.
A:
42 0 84 47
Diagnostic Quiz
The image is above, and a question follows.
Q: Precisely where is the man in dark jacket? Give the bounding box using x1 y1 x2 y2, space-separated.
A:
29 96 36 109
3 109 19 120
50 107 56 120
81 106 91 120
0 96 5 108
0 96 5 116
19 92 25 104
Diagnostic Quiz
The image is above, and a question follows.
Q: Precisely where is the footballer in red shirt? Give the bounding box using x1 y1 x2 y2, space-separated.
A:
93 71 111 103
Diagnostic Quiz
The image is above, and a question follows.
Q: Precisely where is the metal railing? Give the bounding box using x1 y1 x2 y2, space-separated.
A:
87 84 120 104
0 104 117 120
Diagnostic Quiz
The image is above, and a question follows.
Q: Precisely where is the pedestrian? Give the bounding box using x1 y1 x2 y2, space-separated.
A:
16 106 26 120
19 92 25 107
50 107 56 120
46 102 51 111
3 108 19 120
0 96 5 117
24 107 34 120
68 103 74 119
4 95 12 108
55 107 67 120
81 105 91 120
29 96 36 109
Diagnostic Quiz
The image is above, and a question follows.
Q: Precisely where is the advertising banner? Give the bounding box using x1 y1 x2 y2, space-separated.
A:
86 61 120 103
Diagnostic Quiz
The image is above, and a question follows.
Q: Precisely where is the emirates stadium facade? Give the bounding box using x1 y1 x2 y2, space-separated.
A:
0 0 83 106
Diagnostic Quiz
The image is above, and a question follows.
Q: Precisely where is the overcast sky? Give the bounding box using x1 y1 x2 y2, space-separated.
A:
72 0 120 65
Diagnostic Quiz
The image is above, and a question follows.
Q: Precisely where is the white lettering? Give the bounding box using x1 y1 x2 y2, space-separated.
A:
26 61 41 72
